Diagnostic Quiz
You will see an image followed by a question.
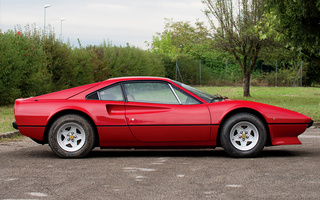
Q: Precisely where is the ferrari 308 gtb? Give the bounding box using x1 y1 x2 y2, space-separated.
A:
13 77 313 158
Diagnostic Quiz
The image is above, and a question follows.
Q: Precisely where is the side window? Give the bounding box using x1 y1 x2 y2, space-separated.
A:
123 82 179 104
86 92 99 100
99 84 124 101
172 86 200 105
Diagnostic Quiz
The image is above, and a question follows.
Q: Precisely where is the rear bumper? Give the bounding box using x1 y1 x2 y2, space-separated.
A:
12 121 18 130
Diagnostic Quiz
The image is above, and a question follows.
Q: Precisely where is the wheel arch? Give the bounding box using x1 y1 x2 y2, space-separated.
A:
216 108 271 147
43 109 99 146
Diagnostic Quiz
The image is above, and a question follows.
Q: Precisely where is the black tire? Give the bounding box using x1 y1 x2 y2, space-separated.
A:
48 114 95 158
220 113 267 158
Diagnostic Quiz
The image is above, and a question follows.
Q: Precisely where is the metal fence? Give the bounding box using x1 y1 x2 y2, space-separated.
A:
174 59 310 87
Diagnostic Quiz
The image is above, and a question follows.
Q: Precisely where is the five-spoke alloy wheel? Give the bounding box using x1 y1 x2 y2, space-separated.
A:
48 114 95 158
57 122 86 152
220 113 267 158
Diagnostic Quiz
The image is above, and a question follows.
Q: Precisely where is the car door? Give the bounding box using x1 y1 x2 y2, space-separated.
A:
123 81 211 142
86 84 137 143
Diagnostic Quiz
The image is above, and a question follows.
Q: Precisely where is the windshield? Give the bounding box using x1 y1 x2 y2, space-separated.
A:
172 80 217 103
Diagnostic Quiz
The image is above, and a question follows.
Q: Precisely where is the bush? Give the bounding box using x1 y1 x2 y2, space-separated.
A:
264 63 306 87
0 30 50 105
160 54 215 85
87 43 165 82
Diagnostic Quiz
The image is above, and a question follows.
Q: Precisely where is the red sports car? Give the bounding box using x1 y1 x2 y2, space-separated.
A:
13 77 313 158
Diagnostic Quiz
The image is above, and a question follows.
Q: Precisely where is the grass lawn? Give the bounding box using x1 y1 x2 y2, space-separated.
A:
0 105 15 133
198 86 320 122
0 86 319 134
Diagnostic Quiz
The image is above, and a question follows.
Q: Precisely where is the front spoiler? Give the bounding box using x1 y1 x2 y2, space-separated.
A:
308 120 314 128
12 121 18 130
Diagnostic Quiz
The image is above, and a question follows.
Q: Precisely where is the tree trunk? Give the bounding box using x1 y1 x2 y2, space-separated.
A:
243 73 251 97
242 44 260 97
232 52 252 97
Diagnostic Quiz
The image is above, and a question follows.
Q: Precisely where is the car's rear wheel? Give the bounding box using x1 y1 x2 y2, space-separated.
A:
220 113 267 158
48 114 95 158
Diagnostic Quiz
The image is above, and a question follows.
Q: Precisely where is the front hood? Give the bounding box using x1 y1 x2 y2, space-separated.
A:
208 99 311 124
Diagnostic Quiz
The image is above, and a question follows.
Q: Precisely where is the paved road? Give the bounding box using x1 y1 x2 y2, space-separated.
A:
0 128 319 200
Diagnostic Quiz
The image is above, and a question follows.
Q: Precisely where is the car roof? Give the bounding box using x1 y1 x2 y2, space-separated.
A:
105 76 172 83
36 77 176 101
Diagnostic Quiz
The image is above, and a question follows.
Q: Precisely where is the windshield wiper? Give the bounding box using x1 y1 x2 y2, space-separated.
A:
210 93 227 103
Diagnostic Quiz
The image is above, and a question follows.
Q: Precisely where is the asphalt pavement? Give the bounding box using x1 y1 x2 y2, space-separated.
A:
0 126 320 199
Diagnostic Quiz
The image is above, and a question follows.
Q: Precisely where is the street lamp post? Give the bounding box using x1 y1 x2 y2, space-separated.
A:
60 18 66 39
44 5 51 34
0 0 2 32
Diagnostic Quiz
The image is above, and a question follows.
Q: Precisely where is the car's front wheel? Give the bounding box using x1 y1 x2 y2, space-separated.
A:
220 113 267 158
48 114 95 158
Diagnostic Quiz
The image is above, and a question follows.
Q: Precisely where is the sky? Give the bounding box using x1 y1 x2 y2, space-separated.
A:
0 0 209 49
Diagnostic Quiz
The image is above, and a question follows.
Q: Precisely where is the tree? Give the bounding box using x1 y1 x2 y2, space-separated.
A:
202 0 272 96
151 32 181 57
265 0 320 66
150 19 213 60
150 19 238 85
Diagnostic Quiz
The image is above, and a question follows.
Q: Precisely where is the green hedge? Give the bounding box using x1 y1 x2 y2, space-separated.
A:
0 29 166 105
